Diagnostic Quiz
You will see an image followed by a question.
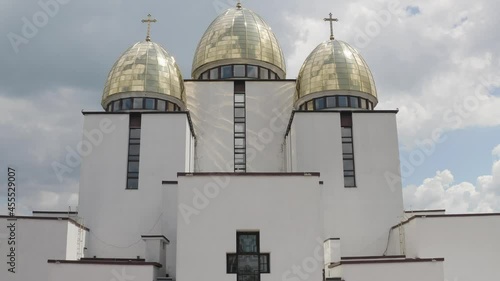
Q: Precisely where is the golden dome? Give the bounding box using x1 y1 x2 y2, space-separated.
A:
102 41 185 109
192 5 286 79
296 40 377 108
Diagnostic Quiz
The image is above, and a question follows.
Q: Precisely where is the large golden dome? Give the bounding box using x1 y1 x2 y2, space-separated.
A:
102 40 185 110
192 4 286 79
295 40 377 109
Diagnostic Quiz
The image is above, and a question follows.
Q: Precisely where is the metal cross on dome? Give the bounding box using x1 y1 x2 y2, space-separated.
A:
324 13 339 40
141 14 157 42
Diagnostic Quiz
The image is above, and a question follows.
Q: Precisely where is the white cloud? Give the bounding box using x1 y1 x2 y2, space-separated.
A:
18 181 79 214
404 146 500 213
282 0 500 148
493 144 500 159
0 87 94 216
0 180 79 216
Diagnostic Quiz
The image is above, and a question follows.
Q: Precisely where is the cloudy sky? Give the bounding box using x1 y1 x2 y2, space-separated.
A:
0 0 499 214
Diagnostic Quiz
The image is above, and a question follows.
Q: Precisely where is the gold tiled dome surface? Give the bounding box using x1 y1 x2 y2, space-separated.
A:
102 41 185 107
296 40 377 102
192 7 286 78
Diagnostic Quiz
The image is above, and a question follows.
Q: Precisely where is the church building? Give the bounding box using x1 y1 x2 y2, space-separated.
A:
1 2 499 281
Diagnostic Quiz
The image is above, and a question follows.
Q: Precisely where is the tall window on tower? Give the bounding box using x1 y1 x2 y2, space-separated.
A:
227 232 270 281
341 112 356 187
234 81 247 172
127 114 141 189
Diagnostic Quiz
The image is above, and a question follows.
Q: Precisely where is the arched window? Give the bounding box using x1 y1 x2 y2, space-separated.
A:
199 65 280 80
107 98 182 112
299 95 374 111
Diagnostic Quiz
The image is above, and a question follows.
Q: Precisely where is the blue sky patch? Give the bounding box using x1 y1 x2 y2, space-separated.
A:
401 126 500 187
492 87 500 97
406 6 421 16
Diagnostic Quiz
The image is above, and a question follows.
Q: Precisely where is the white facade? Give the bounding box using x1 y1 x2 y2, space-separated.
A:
186 81 295 172
245 82 294 172
1 81 499 281
2 4 500 281
336 259 445 281
389 214 500 281
48 262 159 281
186 81 235 172
78 113 194 276
176 174 324 281
0 217 86 281
287 111 404 256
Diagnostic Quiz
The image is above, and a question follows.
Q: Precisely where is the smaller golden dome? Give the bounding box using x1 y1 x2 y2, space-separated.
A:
102 41 185 109
296 40 377 108
192 5 286 79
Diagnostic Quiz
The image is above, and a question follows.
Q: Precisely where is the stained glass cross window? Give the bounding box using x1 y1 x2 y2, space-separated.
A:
227 232 270 281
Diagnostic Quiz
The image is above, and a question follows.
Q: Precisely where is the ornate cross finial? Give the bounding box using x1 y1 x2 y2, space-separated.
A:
236 1 242 9
141 14 157 42
324 13 339 40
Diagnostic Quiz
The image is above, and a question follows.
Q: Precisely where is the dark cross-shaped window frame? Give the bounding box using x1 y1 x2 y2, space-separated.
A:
227 232 270 281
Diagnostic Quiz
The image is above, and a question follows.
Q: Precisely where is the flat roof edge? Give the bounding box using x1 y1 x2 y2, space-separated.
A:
81 111 190 115
81 110 197 140
33 211 78 214
47 260 162 268
177 172 320 177
184 79 297 82
392 213 500 229
294 109 399 114
285 109 399 137
0 216 89 231
329 258 445 268
405 209 446 213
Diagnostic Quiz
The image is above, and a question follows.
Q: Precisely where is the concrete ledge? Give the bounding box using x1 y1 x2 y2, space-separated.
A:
341 255 406 260
177 172 320 177
328 258 445 268
141 235 170 244
392 213 500 229
0 216 89 231
285 109 399 137
48 260 162 268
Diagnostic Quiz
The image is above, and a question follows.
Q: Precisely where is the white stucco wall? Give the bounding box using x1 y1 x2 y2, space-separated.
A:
176 175 324 281
340 261 444 281
245 81 294 172
386 225 403 256
288 112 404 257
47 263 157 281
286 120 298 172
65 222 85 260
0 218 80 281
400 215 500 281
78 113 192 278
186 81 294 172
186 81 234 171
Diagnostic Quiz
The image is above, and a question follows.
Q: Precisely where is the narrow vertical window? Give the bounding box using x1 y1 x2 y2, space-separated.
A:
341 112 356 187
234 81 246 172
260 68 269 79
247 65 258 78
127 114 141 189
234 65 246 77
222 66 233 78
210 68 219 80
